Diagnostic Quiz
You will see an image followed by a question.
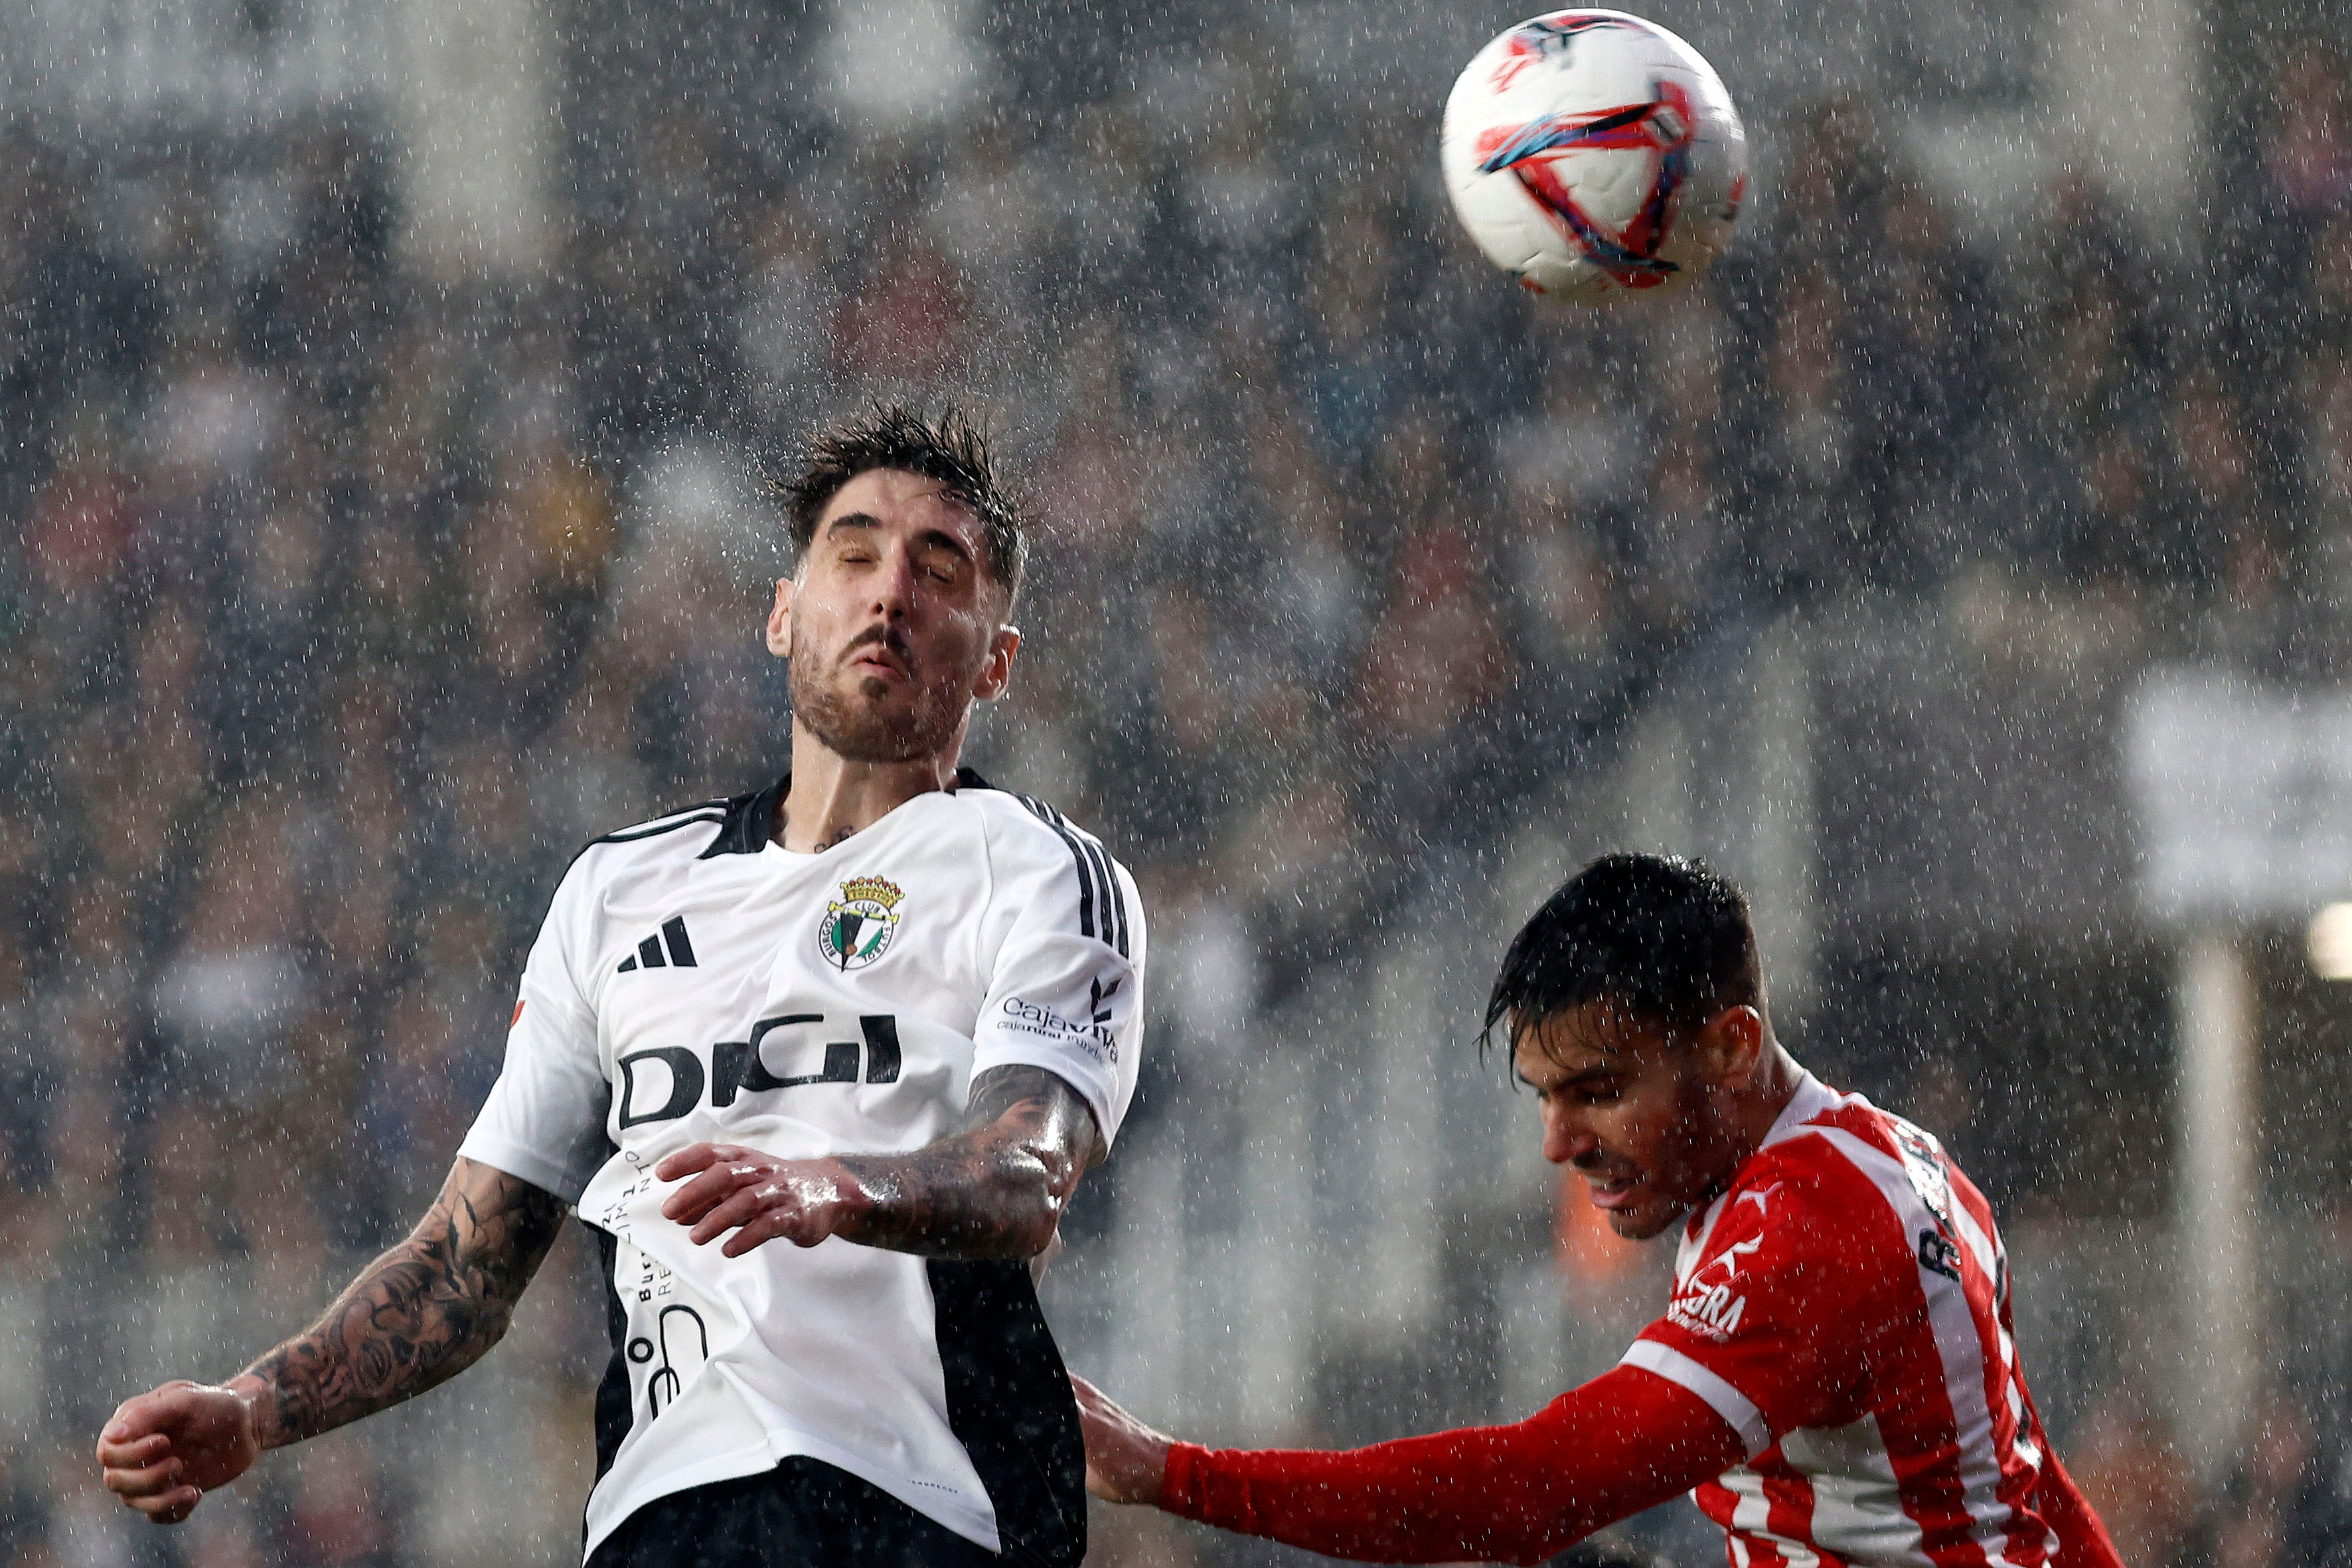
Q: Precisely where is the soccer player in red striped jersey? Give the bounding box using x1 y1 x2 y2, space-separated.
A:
1073 854 2123 1568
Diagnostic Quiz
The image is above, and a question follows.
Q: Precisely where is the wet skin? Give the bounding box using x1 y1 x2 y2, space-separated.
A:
767 466 1019 791
1512 999 1778 1242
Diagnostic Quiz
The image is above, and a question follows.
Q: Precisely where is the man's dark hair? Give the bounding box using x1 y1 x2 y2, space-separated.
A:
773 402 1027 606
1483 852 1763 1046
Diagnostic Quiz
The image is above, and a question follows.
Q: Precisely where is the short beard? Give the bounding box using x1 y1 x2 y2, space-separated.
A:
1606 1196 1690 1243
789 633 969 765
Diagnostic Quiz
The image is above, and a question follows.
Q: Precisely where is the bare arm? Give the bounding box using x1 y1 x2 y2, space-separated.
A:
657 1065 1102 1260
96 1156 567 1522
242 1156 568 1443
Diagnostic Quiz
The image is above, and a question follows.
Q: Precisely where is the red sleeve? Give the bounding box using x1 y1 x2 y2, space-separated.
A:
1158 1365 1745 1565
1621 1174 1897 1445
2033 1452 2124 1568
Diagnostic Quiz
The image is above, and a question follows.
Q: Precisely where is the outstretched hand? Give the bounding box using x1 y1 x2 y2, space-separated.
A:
1069 1373 1174 1507
657 1144 864 1256
96 1379 264 1523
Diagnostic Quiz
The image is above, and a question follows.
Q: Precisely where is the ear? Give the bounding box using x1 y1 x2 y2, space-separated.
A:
765 576 795 658
1695 1005 1766 1091
972 624 1021 702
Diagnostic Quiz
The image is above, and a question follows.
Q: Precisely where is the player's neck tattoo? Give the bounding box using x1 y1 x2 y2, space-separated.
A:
773 809 859 852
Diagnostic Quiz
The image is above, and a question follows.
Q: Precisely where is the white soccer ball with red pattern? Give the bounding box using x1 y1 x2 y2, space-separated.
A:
1441 10 1747 305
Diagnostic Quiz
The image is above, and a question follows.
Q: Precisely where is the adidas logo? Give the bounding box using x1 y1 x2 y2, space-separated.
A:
618 917 697 973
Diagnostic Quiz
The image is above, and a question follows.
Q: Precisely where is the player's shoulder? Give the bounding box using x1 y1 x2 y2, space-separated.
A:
949 771 1139 954
568 779 779 878
951 772 1129 871
1721 1079 1976 1258
1742 1093 1908 1206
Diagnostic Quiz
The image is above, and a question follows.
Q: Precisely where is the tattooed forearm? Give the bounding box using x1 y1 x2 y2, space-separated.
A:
828 1066 1102 1260
236 1158 567 1450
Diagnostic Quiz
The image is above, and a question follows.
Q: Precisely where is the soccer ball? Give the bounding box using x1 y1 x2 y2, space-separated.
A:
1441 10 1747 305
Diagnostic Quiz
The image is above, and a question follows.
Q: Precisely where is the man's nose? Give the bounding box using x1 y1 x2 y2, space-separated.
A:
870 546 917 616
1541 1104 1596 1166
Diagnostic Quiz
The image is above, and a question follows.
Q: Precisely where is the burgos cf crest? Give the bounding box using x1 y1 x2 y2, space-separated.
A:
820 875 904 971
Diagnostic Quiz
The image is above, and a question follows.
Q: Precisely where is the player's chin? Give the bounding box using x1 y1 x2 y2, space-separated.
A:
1600 1193 1683 1241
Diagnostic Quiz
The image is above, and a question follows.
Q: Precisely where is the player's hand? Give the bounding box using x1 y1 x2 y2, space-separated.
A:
96 1379 264 1523
656 1144 862 1256
1069 1373 1172 1507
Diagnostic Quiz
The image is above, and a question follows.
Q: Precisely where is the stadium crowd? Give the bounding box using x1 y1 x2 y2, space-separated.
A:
3 17 2352 1567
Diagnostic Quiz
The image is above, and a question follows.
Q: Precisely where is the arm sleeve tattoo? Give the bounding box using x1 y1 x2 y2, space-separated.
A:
241 1157 567 1450
828 1065 1103 1261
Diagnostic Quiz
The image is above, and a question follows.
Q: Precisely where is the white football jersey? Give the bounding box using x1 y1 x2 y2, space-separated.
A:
457 770 1144 1565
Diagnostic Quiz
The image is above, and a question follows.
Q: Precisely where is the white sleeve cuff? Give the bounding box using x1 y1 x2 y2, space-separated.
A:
1620 1339 1774 1458
965 1048 1123 1150
453 1135 593 1208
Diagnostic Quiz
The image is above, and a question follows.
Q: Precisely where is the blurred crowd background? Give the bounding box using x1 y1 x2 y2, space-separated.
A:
5 0 2352 1564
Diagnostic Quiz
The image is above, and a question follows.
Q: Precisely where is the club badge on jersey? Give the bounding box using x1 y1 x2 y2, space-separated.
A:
821 875 905 971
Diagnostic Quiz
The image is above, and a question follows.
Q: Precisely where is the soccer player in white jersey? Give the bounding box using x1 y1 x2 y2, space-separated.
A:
96 406 1145 1568
1073 855 2124 1568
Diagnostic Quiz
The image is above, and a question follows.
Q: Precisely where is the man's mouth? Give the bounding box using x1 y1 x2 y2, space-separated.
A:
1582 1170 1644 1211
846 639 911 680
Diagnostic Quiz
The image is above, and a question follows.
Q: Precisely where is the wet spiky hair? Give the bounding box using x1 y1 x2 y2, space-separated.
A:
773 402 1026 606
1484 852 1763 1047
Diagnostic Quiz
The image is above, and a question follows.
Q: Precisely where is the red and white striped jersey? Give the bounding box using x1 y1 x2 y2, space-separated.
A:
1621 1069 2061 1568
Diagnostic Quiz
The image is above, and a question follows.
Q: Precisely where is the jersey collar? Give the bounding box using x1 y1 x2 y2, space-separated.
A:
696 766 997 857
1680 1061 1838 1251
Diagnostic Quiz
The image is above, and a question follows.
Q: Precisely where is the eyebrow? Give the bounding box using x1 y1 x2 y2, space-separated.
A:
1514 1061 1619 1091
821 513 977 563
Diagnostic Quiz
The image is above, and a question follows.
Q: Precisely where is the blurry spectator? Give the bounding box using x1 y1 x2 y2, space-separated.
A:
2270 40 2351 220
1351 525 1509 851
1236 771 1379 988
1504 477 1618 754
2070 1385 2197 1567
141 1102 227 1269
735 207 839 435
2186 1394 2352 1568
2061 433 2154 589
1302 209 1407 467
1504 354 1650 519
2304 360 2352 665
0 929 51 1195
21 418 136 606
834 236 969 388
1354 527 1508 744
1254 418 1366 696
150 799 307 1109
279 1433 396 1568
2314 211 2352 351
1751 274 1852 596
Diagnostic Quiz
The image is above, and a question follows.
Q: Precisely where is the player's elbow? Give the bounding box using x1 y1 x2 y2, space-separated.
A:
996 1179 1064 1259
963 1158 1063 1260
979 1145 1077 1260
